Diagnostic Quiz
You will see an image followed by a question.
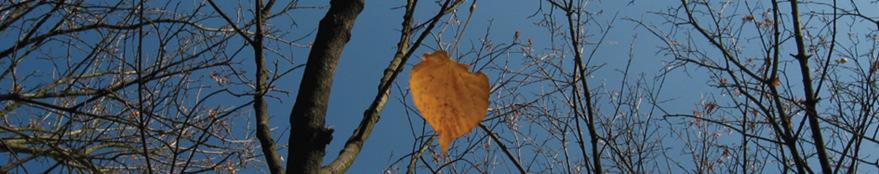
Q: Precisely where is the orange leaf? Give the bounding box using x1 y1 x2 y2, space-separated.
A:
771 77 781 87
409 51 490 154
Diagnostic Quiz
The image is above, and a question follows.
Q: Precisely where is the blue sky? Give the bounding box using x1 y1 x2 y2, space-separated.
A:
4 0 879 173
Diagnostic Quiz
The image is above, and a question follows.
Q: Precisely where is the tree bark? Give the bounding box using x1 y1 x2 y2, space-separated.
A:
287 0 364 173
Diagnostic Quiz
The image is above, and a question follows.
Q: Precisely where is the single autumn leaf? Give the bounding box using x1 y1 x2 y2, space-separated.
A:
409 51 489 154
771 77 781 87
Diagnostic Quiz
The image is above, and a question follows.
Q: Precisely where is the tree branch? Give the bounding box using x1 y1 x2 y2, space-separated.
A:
253 0 285 173
480 124 527 174
788 0 833 173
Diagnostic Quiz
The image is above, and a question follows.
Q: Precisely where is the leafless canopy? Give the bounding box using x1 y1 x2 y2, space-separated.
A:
4 0 879 174
0 0 303 173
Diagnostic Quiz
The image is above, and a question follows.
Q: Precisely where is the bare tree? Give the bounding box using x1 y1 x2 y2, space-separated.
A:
7 0 879 174
0 0 305 173
640 0 879 173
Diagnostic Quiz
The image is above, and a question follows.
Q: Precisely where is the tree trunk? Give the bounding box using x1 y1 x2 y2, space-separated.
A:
287 0 365 173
